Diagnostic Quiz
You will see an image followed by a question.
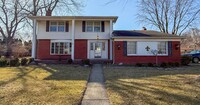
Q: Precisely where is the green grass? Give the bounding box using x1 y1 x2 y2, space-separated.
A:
0 64 90 105
105 66 200 105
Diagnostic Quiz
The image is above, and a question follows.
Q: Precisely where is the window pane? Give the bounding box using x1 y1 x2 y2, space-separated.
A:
58 22 64 25
94 22 100 32
90 43 94 50
50 26 57 32
127 42 137 54
86 22 93 32
158 42 167 54
55 43 59 54
58 26 64 32
60 42 64 54
51 22 57 25
58 22 64 32
50 22 57 32
51 43 55 54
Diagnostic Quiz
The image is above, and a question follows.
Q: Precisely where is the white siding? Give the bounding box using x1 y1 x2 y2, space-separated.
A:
127 41 168 56
37 21 72 39
137 42 158 55
75 21 110 39
36 20 111 40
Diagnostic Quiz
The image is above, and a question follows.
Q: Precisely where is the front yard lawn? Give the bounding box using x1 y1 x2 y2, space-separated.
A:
105 65 200 105
0 64 90 105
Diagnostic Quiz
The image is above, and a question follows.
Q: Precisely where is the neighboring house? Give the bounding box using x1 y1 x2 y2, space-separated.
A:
28 16 184 64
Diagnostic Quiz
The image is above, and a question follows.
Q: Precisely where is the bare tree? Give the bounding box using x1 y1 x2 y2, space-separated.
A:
0 0 84 57
0 0 28 56
138 0 200 35
181 28 200 53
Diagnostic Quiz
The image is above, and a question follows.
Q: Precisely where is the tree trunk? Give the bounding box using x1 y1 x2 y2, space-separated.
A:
5 38 13 57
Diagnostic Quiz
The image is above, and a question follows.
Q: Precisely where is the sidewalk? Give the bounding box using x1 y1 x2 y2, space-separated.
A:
81 64 110 105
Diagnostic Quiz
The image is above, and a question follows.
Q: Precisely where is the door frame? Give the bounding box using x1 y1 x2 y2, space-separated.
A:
87 40 108 59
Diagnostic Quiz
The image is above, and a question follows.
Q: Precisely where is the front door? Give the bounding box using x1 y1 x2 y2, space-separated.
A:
89 40 108 59
94 42 102 58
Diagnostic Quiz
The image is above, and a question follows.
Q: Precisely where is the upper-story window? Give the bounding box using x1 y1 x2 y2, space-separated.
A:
86 21 101 32
50 21 65 32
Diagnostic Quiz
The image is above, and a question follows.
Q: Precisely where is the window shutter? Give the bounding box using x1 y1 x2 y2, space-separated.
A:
101 21 105 32
168 41 172 56
65 21 69 32
46 21 49 32
82 21 86 32
123 41 127 56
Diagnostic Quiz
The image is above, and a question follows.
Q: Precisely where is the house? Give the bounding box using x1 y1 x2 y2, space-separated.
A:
112 30 184 64
28 16 117 61
28 16 184 64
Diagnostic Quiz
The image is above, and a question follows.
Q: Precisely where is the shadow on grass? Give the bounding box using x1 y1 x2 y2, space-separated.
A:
38 64 90 80
105 65 200 105
0 66 38 87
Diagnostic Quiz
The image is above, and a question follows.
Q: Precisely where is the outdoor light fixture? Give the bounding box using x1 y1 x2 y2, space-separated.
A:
96 35 99 40
175 44 180 50
117 44 120 50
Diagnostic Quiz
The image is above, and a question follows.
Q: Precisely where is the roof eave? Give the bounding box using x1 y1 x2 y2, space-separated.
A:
27 16 118 22
112 36 185 39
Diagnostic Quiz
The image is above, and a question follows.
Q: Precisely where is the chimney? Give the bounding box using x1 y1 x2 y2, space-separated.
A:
46 8 52 16
142 27 147 30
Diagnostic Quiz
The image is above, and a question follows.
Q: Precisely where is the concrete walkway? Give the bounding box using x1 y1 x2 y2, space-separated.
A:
81 64 110 105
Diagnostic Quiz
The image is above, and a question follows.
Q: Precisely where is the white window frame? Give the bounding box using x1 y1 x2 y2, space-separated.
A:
127 41 137 55
126 41 168 56
86 21 101 32
157 41 168 55
49 21 65 32
50 40 71 55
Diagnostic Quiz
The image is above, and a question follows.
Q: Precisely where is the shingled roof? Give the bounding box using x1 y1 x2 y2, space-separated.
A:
112 30 184 39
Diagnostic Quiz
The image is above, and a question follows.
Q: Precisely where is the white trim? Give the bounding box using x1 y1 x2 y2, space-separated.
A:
71 19 75 60
50 40 71 55
126 41 169 56
85 21 102 32
114 39 182 41
87 40 108 59
31 19 36 59
110 20 113 60
127 54 168 56
51 39 71 42
49 21 65 32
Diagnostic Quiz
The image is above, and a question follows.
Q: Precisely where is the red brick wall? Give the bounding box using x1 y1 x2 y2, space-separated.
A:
113 41 181 64
74 39 87 59
36 39 71 60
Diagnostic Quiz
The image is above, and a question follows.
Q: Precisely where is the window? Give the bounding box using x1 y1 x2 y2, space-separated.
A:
50 22 57 32
58 22 65 32
157 42 167 54
127 42 137 54
86 21 101 32
94 22 101 32
90 43 94 50
86 22 93 32
51 41 71 55
50 21 65 32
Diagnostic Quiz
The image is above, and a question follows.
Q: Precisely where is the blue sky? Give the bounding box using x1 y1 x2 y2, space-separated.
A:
82 0 200 32
83 0 142 30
